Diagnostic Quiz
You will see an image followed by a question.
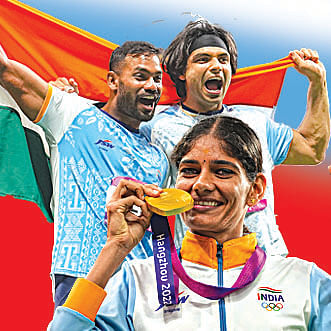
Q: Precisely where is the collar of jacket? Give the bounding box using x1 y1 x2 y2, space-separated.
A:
180 232 257 270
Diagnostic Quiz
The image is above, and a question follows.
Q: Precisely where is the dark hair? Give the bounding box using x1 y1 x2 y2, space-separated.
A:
171 116 262 182
162 19 238 99
109 41 163 72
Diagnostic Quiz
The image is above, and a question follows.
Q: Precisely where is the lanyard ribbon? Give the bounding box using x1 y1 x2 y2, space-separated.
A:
108 178 266 306
150 214 266 305
151 213 179 306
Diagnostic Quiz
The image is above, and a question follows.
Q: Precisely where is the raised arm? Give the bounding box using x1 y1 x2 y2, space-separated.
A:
49 77 79 94
86 180 161 289
49 180 162 330
0 45 48 121
284 48 330 164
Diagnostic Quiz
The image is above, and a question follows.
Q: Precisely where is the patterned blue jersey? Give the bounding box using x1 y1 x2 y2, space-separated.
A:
36 86 168 277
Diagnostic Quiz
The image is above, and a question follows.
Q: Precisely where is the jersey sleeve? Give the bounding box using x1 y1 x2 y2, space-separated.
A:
34 85 91 145
308 264 331 331
265 117 293 165
48 262 136 331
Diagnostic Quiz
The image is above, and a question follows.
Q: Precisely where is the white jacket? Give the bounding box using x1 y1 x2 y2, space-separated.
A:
49 232 331 330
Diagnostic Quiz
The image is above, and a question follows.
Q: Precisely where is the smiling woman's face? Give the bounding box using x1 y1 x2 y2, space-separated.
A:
175 134 254 242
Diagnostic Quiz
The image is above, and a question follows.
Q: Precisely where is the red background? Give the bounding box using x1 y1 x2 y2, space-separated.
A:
1 163 330 329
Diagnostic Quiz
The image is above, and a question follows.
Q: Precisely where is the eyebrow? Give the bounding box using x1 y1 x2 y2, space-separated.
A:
192 52 229 61
180 159 239 169
134 67 162 76
213 160 240 171
180 159 200 165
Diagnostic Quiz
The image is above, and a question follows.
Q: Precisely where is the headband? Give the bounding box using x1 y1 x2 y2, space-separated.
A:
189 34 228 54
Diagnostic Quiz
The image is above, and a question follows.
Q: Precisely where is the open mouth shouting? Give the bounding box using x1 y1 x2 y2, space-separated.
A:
137 94 159 111
204 77 223 96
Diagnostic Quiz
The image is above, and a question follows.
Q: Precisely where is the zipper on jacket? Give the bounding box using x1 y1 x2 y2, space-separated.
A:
217 243 227 331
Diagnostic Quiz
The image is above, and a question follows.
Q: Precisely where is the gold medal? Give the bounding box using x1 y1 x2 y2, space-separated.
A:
145 188 193 216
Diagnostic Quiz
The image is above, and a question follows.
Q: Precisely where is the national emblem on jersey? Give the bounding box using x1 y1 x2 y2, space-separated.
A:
257 287 285 312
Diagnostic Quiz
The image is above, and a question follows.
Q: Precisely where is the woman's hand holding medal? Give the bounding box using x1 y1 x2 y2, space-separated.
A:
105 179 162 253
87 179 192 289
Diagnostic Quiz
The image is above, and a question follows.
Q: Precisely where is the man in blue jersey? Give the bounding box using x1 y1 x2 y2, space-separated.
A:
140 19 330 255
0 41 168 308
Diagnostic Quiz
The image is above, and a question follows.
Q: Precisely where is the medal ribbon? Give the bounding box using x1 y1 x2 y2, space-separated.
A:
108 178 266 306
151 214 179 306
151 214 266 305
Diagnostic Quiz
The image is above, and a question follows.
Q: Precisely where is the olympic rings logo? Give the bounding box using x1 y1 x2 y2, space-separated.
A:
261 302 284 311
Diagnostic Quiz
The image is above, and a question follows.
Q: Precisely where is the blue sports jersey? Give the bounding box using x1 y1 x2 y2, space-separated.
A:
36 86 169 277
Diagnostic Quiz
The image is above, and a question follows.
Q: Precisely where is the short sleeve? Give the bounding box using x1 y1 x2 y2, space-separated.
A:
36 86 92 144
266 118 293 165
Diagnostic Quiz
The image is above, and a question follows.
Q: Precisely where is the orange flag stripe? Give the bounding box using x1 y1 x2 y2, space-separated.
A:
1 0 117 101
1 0 294 108
7 0 117 49
224 57 294 107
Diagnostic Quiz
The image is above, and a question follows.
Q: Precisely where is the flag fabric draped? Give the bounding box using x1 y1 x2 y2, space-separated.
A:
0 103 53 222
0 0 294 107
0 0 294 222
0 0 116 102
223 57 294 107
